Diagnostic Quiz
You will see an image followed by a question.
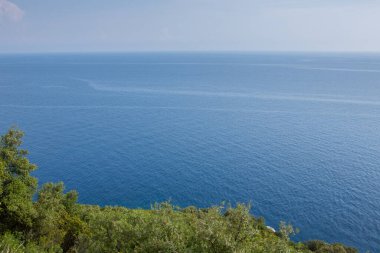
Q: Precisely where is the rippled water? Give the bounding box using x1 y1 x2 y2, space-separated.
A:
0 53 379 252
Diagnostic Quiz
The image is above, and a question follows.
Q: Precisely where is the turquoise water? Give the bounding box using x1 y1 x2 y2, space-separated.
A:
0 53 379 252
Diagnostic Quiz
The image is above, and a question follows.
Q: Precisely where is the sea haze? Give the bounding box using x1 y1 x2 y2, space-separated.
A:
0 53 379 252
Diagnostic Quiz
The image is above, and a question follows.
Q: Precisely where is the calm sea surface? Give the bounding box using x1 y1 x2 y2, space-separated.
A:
0 53 379 252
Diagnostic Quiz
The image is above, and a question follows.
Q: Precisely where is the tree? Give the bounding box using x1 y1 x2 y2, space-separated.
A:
0 127 37 233
34 182 84 252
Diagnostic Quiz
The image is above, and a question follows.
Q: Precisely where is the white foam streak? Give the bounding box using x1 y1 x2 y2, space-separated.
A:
0 104 379 118
79 79 380 106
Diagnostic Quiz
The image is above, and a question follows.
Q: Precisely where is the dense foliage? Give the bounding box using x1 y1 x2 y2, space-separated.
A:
0 128 359 253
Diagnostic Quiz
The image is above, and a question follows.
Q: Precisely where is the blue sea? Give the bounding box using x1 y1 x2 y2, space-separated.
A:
0 53 379 252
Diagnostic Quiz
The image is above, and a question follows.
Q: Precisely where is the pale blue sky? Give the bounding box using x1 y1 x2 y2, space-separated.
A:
1 0 380 53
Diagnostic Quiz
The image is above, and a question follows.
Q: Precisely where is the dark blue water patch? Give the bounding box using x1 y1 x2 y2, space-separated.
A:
0 53 380 252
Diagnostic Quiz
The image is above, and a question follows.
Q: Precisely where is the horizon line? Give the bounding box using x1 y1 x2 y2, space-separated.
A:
1 50 380 55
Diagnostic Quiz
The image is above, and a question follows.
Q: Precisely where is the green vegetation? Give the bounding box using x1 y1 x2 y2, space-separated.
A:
0 127 359 253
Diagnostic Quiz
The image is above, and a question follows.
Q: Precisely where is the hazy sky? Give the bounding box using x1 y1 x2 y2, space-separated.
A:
1 0 380 53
